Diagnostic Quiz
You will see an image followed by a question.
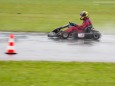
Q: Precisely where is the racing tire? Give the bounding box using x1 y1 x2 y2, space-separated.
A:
61 32 69 39
93 32 101 40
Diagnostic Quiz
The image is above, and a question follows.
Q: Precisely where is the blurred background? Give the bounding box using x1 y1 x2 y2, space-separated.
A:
0 0 115 34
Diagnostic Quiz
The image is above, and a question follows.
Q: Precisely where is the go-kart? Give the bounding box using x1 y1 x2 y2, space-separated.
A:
48 22 101 40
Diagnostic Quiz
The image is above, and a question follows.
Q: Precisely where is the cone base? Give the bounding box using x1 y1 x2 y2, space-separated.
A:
5 52 17 54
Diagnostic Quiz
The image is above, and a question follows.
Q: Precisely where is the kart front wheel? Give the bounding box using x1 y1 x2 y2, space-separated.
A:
62 32 69 39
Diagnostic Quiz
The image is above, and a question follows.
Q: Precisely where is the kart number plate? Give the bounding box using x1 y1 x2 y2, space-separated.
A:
78 33 85 38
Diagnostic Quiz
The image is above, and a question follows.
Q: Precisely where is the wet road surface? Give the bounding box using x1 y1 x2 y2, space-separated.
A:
0 32 115 62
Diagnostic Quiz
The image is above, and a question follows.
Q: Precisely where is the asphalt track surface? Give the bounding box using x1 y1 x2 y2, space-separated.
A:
0 32 115 62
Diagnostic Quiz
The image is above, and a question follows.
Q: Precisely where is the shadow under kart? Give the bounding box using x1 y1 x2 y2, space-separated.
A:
48 28 101 40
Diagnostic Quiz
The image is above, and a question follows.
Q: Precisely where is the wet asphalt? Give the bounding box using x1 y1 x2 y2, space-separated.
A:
0 32 115 62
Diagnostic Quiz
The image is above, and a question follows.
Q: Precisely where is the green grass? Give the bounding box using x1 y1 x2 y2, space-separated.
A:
0 0 115 32
0 61 115 86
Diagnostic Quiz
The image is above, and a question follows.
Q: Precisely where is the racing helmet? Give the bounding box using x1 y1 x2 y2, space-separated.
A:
80 11 89 20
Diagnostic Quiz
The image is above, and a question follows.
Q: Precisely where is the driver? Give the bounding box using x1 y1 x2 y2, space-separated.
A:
65 11 93 33
53 11 93 33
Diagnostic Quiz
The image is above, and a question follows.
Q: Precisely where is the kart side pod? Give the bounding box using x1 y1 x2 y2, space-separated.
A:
62 31 101 40
72 32 101 40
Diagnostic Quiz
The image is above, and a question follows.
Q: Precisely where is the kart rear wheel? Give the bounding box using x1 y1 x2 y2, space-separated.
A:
62 32 69 39
93 32 101 40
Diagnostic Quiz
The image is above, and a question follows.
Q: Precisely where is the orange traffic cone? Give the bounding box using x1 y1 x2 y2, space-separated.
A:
5 34 17 54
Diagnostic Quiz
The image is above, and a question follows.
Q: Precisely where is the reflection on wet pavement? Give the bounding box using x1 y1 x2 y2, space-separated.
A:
0 32 115 62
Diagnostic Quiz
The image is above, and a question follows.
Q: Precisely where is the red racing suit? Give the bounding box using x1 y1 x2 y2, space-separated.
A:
65 17 92 33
